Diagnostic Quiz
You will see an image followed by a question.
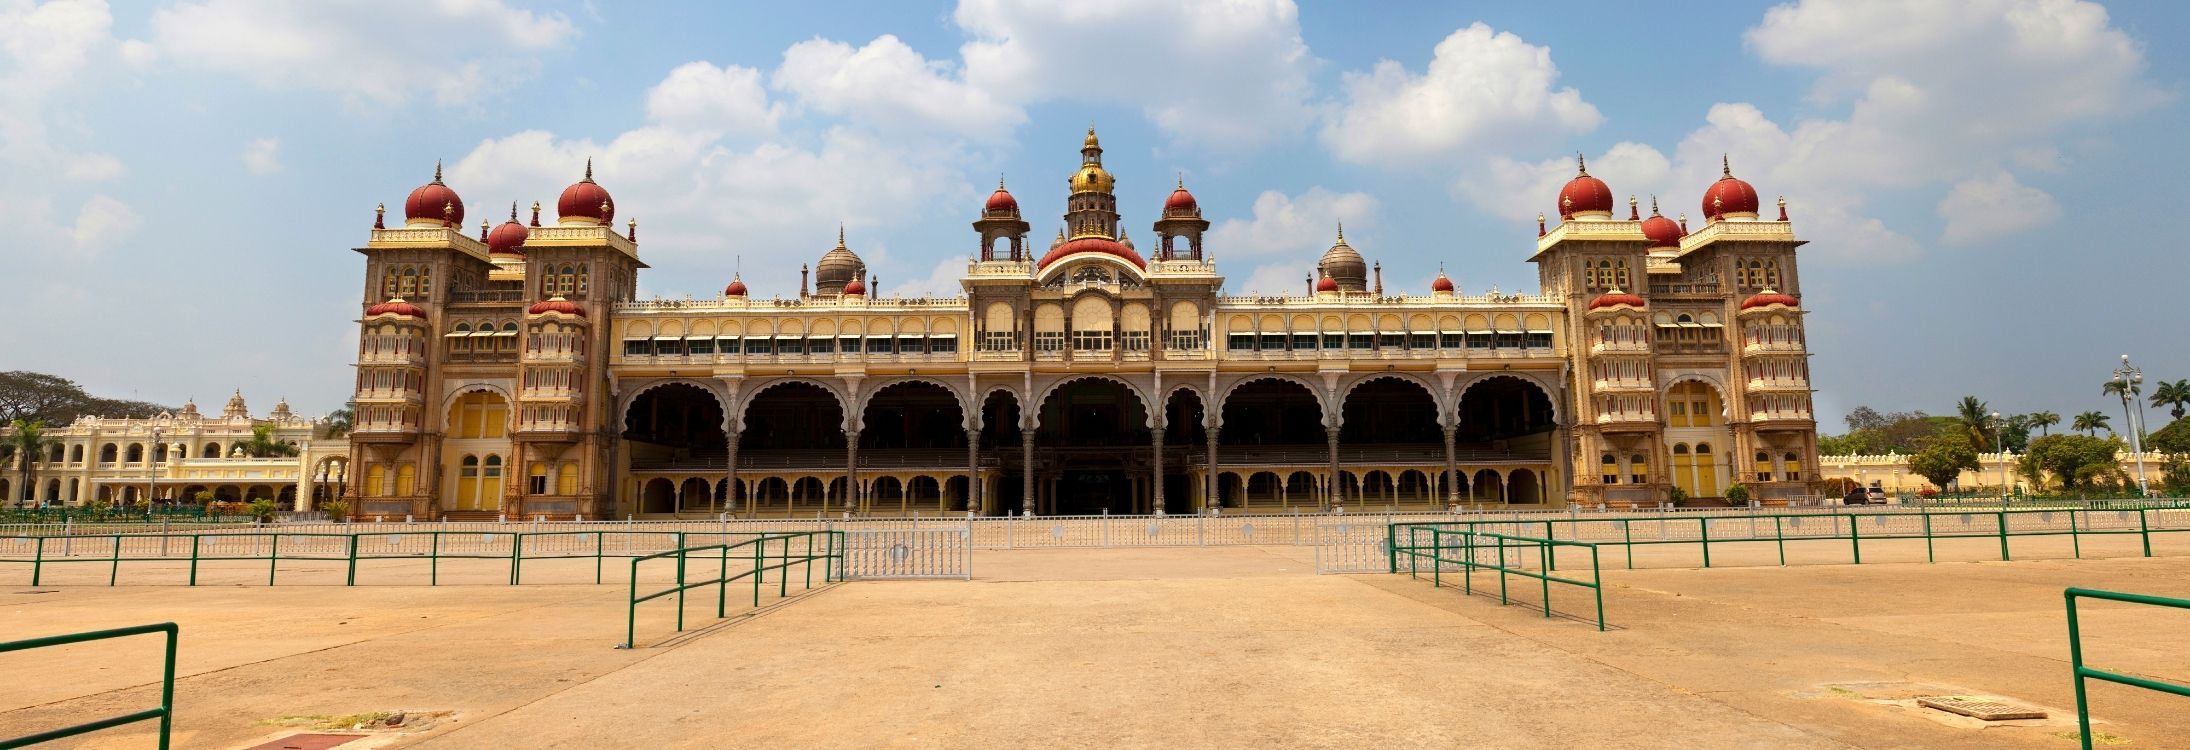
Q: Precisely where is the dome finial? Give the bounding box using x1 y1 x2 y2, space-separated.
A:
1576 152 1588 176
1650 196 1660 216
1628 195 1639 220
1721 153 1732 178
837 223 846 248
509 201 518 222
998 173 1006 190
1335 220 1345 244
583 157 595 183
1177 172 1185 189
1777 195 1788 221
432 159 444 184
530 201 541 227
374 202 385 229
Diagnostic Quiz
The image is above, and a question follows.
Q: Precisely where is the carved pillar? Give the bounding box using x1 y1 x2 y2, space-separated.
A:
725 429 739 516
844 430 860 513
1020 430 1036 516
1151 424 1166 515
1204 424 1219 513
965 428 980 514
1326 428 1342 507
1442 424 1459 505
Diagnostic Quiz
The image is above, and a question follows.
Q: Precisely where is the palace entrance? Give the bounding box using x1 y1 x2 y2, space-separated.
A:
1034 378 1151 515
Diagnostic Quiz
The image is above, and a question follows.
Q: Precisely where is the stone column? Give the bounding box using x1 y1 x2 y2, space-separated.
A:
1020 430 1036 516
965 428 980 514
1442 424 1459 505
1204 427 1219 513
1326 428 1342 507
1151 425 1166 515
725 429 740 516
844 429 860 514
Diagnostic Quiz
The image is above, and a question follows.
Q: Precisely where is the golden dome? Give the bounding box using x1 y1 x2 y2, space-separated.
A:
1070 165 1115 193
1083 127 1100 150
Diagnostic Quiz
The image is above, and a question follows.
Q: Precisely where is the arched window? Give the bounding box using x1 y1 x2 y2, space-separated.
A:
528 463 548 494
69 445 83 463
556 463 579 495
99 443 118 464
400 267 419 296
419 267 432 297
382 270 399 298
367 465 388 496
1600 453 1618 485
395 464 416 495
576 266 589 295
203 442 220 459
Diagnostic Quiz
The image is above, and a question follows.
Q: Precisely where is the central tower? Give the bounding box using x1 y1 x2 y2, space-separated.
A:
1065 127 1120 239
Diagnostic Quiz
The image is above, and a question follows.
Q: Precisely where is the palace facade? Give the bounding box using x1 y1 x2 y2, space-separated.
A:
2 392 348 509
345 130 1821 519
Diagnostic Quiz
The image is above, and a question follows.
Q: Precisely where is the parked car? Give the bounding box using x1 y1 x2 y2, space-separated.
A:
1865 487 1888 504
1842 487 1870 506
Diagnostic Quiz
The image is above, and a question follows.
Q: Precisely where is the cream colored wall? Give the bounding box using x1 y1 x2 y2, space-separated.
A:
1818 452 2174 494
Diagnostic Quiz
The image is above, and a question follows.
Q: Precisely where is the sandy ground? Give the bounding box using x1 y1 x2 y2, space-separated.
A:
4 546 2187 749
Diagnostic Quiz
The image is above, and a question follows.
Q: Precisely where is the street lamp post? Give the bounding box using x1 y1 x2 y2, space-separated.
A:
2113 355 2150 496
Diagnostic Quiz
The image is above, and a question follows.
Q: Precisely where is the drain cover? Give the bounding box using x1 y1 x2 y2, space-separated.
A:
1916 695 2046 721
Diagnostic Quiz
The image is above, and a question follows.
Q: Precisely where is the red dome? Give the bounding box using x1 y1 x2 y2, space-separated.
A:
1430 272 1454 293
1036 236 1147 270
1739 290 1798 310
1558 175 1613 218
1589 291 1647 310
1641 213 1682 248
1315 276 1339 293
723 276 748 297
841 277 867 296
402 162 464 227
1703 157 1760 220
365 298 425 318
1165 186 1198 214
557 159 614 225
528 296 585 317
487 210 529 256
985 186 1018 213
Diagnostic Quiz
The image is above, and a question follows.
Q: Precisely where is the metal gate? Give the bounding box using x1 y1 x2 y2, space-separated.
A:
1314 520 1396 574
841 527 972 580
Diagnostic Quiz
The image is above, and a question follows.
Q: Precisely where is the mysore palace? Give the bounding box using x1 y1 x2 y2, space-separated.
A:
342 129 1823 519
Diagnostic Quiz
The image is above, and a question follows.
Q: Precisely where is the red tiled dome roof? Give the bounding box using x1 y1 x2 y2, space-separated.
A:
557 159 614 225
985 185 1018 214
1036 236 1147 270
723 276 748 297
1588 290 1647 310
1640 199 1682 248
1739 289 1798 310
487 205 529 255
1430 271 1454 293
841 277 867 296
528 296 586 317
1557 155 1613 217
365 298 425 318
1315 276 1339 293
1164 185 1198 214
1703 156 1760 220
402 162 463 227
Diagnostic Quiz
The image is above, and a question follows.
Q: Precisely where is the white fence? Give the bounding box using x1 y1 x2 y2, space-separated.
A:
842 528 972 580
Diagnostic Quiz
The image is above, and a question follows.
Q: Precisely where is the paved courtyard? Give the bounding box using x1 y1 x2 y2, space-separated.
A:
4 546 2187 748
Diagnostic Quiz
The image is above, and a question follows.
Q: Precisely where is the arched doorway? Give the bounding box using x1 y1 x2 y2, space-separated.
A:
1034 378 1150 515
1664 380 1731 500
1456 377 1557 503
978 390 1024 516
1217 378 1322 508
443 390 511 512
624 383 729 514
1341 377 1443 507
859 381 967 514
1160 388 1206 514
739 382 845 514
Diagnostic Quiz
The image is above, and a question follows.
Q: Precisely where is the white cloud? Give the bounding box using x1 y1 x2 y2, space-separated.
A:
63 152 123 181
955 0 1314 150
1207 188 1377 261
1323 23 1601 165
1235 263 1316 297
70 193 139 255
774 35 1022 138
645 61 781 137
887 255 972 299
241 137 282 175
1458 142 1668 223
149 0 577 108
1938 170 2060 245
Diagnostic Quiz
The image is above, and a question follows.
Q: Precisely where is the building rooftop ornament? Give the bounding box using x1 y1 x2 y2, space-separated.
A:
815 225 866 296
402 160 465 228
1703 154 1760 221
1317 221 1368 292
1558 153 1614 219
557 158 615 225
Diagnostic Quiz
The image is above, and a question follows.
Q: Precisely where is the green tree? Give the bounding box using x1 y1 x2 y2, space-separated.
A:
1907 439 1980 490
3 419 63 508
2028 410 2060 437
236 424 299 458
2020 434 2121 491
2104 378 2142 441
2151 379 2190 421
323 402 354 439
2073 411 2111 437
0 371 171 425
1954 396 1994 453
2148 418 2190 455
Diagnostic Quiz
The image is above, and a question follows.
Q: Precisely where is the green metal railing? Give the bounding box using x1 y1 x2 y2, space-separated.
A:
0 622 178 750
1390 526 1605 630
622 531 843 648
2065 588 2190 750
1387 506 2190 572
0 529 751 587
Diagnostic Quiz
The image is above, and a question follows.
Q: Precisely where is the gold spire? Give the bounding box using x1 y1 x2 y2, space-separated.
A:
837 223 847 249
1650 196 1661 216
509 201 518 222
1334 220 1347 245
432 159 444 184
583 157 595 183
1083 125 1099 150
998 173 1007 190
1177 172 1185 189
1576 153 1588 176
1721 154 1732 178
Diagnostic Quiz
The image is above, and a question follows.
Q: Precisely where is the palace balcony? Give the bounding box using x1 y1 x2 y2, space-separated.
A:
1741 341 1807 355
1647 282 1721 295
1590 340 1651 355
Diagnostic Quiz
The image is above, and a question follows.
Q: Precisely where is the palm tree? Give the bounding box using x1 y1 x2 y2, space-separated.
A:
2104 378 2141 441
324 402 354 439
1955 396 1993 452
4 419 62 508
2028 411 2060 437
2151 379 2190 421
237 424 300 458
2073 411 2112 437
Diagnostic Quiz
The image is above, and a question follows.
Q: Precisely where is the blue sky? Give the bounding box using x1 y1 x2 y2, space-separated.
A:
3 0 2184 431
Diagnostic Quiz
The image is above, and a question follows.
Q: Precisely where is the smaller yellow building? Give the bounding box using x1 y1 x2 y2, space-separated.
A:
2 392 348 509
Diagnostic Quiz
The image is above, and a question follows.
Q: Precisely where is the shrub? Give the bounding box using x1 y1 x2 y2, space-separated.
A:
320 500 348 521
246 498 278 523
1724 483 1751 505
